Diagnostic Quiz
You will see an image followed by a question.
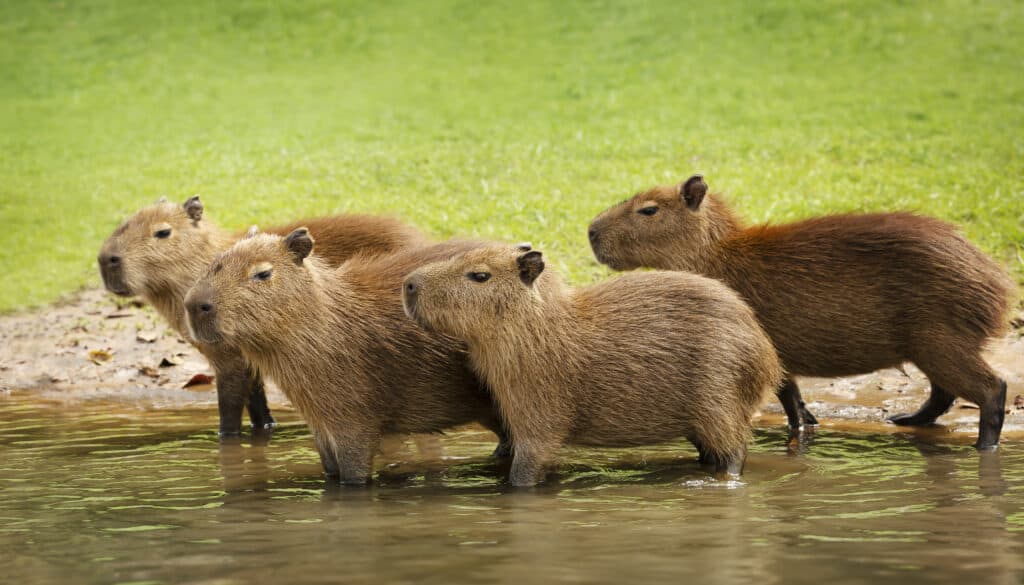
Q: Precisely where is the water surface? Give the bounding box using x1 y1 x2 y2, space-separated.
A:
2 392 1023 585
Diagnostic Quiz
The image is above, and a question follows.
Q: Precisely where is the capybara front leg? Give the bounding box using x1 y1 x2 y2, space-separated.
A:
888 384 956 426
245 371 276 432
777 378 817 430
709 445 747 478
214 365 248 438
509 440 557 487
976 379 1007 451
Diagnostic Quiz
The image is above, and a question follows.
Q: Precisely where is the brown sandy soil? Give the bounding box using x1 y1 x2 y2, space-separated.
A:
1 288 1022 443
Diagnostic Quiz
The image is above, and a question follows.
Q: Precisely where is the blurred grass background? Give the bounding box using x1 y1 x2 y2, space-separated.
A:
1 0 1022 312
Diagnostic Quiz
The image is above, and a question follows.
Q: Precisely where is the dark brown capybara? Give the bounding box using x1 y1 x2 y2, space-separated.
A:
98 196 425 436
588 174 1017 450
184 230 510 485
402 244 780 486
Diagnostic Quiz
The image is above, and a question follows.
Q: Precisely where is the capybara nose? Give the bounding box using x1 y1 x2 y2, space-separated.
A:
198 302 213 313
588 228 599 245
107 255 121 266
402 275 422 316
98 253 121 267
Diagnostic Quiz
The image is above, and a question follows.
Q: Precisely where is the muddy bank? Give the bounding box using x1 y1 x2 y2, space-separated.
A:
1 288 1022 440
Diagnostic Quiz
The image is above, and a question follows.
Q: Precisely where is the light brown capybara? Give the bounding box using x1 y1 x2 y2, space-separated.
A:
588 174 1017 450
98 196 424 435
402 244 781 486
184 230 510 485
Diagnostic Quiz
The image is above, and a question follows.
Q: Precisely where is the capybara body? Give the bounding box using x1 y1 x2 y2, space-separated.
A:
184 231 507 484
403 245 781 486
588 175 1016 449
98 197 424 435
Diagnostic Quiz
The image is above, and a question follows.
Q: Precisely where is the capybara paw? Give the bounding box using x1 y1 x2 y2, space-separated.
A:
974 440 1000 452
800 407 819 427
218 429 243 439
338 477 371 487
887 412 938 427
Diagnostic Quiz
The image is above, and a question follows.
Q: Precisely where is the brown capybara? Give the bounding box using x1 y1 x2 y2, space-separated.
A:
184 230 509 485
98 196 424 436
402 244 781 486
588 174 1017 450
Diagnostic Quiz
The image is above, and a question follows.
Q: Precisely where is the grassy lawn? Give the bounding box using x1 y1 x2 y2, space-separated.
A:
1 0 1022 312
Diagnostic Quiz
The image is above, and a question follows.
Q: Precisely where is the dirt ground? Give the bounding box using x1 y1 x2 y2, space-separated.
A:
1 287 1022 442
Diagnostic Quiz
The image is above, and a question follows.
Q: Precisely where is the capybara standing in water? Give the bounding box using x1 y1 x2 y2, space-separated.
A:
402 244 781 486
588 174 1017 450
184 230 509 484
98 197 424 435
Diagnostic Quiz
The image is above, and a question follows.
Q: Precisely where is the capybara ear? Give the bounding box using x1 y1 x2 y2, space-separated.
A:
284 227 314 265
517 251 545 286
184 195 204 223
244 225 259 239
680 174 708 210
515 242 533 252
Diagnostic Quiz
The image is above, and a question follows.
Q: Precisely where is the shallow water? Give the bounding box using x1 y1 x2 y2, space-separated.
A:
2 392 1023 585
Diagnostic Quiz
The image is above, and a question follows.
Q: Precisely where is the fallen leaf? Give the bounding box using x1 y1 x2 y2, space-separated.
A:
105 312 134 319
183 373 215 389
139 366 160 378
88 349 113 365
1011 317 1024 330
1014 395 1024 409
136 331 158 343
159 355 183 367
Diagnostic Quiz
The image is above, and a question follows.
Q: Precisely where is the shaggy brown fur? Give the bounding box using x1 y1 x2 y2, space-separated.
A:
588 175 1017 449
98 197 424 435
184 232 508 484
403 245 781 486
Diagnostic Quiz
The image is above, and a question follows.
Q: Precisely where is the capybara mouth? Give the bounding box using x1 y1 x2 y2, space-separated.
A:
100 273 133 297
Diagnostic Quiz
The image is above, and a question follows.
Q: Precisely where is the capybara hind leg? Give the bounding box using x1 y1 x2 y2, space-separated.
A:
313 431 339 478
976 379 1007 451
914 354 1006 450
777 378 818 430
246 373 276 432
688 436 711 464
888 384 956 426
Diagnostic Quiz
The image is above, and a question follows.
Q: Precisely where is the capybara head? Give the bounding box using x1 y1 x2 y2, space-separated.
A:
403 243 545 340
185 228 317 346
98 196 218 298
588 174 728 271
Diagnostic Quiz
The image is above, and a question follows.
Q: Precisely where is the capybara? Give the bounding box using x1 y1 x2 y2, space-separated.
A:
184 230 509 484
402 244 781 486
98 196 424 435
588 174 1017 450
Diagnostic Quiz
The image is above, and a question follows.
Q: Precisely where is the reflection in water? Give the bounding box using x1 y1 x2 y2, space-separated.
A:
1 391 1023 585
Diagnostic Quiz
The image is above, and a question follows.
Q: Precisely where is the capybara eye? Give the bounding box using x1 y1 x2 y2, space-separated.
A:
467 272 491 283
154 228 172 238
637 206 659 216
253 270 273 282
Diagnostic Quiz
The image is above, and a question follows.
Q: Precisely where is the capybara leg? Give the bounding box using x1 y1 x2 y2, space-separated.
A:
333 433 378 486
688 436 710 464
777 378 817 430
709 445 747 478
976 379 1007 451
492 428 514 458
214 366 248 438
313 431 339 478
509 441 558 487
914 353 1005 451
245 373 276 432
888 384 956 426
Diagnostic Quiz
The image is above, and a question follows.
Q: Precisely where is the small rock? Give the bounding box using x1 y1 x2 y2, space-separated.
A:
136 331 158 344
139 365 160 378
159 355 183 367
105 311 134 319
1014 395 1024 409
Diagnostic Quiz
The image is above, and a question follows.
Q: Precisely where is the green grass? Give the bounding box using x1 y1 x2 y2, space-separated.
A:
1 0 1022 312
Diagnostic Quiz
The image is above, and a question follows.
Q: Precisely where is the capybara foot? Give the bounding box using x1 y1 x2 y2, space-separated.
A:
975 379 1007 451
888 384 956 427
800 404 819 427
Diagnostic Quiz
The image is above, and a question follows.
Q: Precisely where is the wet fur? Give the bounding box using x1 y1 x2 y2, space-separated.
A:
405 246 781 486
